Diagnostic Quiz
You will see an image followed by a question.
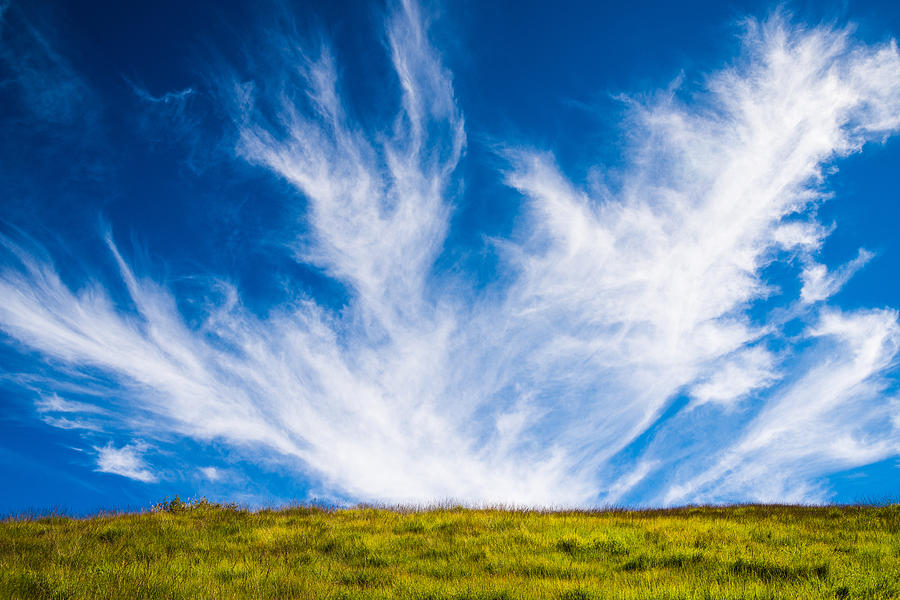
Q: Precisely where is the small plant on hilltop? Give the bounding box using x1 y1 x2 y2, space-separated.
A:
151 496 241 514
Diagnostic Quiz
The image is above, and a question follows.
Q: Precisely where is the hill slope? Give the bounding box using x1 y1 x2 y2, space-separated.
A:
2 502 898 599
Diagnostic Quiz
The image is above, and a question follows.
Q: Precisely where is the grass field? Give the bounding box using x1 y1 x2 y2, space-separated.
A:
1 499 898 599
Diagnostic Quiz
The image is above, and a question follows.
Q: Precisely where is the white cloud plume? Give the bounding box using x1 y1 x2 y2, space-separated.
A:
665 308 900 504
35 393 107 415
1 4 899 505
690 346 778 407
95 443 158 483
800 248 873 304
493 15 900 476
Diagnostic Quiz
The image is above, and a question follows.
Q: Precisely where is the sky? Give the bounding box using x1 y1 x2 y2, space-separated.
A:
1 0 900 515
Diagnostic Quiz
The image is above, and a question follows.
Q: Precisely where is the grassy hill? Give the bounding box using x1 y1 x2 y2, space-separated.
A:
1 500 898 599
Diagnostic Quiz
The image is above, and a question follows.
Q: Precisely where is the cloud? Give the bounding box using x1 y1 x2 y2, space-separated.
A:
234 0 464 311
199 466 222 482
800 248 873 304
129 83 195 106
40 416 102 431
495 14 900 475
0 4 899 506
126 79 200 148
35 393 108 415
95 443 158 483
690 346 778 407
665 308 900 504
34 393 108 432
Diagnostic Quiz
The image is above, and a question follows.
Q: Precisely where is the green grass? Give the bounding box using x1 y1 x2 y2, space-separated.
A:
2 500 899 599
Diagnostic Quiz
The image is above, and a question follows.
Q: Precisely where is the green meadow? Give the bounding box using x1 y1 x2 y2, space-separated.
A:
1 500 898 599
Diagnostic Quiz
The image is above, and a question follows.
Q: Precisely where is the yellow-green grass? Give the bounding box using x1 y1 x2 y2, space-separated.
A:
2 500 899 599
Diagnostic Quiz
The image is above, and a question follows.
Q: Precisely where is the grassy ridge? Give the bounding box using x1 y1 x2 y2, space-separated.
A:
1 500 899 599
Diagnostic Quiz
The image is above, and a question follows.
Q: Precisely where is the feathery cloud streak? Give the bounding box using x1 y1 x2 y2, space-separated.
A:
1 2 899 505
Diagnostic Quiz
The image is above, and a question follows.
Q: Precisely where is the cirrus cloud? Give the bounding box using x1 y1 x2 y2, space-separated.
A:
1 2 899 506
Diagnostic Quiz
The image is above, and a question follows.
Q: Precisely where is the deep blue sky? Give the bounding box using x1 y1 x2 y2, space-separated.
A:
2 0 900 515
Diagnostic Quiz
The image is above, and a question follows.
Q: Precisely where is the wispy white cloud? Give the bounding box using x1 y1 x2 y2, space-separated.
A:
665 308 900 504
95 443 158 483
0 4 899 506
40 415 103 431
800 248 873 304
602 460 660 506
690 346 778 408
35 393 108 415
495 15 900 476
34 393 108 432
